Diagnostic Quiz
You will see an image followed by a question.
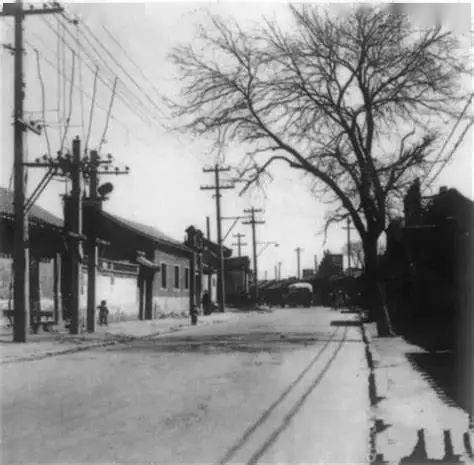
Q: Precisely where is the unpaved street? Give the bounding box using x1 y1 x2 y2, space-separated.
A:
1 307 370 464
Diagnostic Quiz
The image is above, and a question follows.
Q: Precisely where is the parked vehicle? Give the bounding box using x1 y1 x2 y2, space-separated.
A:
283 282 313 307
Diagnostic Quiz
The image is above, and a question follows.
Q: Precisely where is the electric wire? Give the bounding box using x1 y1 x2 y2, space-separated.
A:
422 120 473 193
85 66 99 153
34 48 52 158
53 13 159 124
56 10 164 122
98 77 118 152
78 19 166 118
423 94 473 183
25 41 150 146
75 21 86 142
60 50 75 153
102 24 166 105
41 15 158 130
56 17 62 144
61 18 66 146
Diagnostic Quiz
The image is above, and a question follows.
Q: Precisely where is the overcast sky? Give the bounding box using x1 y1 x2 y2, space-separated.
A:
1 1 472 280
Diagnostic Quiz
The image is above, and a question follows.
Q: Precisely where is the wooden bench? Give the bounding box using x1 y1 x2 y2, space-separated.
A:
3 309 55 332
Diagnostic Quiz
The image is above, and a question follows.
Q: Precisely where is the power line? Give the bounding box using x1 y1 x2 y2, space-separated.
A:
78 19 166 119
98 77 118 152
422 121 473 192
102 24 166 107
57 12 165 124
60 49 75 153
423 94 473 183
85 66 99 153
24 41 152 146
41 15 159 130
33 48 52 157
75 21 85 141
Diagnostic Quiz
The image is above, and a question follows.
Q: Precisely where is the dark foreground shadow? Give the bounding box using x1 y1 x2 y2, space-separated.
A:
406 352 470 414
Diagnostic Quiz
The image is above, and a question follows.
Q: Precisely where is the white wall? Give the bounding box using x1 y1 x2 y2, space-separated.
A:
152 296 188 317
80 268 139 323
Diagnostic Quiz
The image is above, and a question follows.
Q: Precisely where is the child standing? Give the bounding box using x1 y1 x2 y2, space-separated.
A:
98 300 109 326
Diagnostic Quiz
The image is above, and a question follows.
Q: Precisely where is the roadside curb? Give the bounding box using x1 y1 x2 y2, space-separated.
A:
360 321 385 465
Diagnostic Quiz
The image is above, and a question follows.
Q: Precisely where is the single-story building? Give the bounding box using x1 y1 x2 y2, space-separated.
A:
1 186 194 329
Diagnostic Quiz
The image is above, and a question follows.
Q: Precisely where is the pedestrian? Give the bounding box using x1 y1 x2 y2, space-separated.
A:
202 290 211 315
98 300 109 326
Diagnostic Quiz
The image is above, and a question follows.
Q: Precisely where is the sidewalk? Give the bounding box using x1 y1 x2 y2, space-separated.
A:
363 322 473 464
0 311 238 364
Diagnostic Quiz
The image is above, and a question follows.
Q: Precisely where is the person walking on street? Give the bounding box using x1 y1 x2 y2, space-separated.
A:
98 300 109 326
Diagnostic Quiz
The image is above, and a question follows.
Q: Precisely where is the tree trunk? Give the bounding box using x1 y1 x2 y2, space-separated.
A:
362 234 393 337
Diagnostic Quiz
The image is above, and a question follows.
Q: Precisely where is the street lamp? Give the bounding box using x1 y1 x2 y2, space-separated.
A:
257 241 279 257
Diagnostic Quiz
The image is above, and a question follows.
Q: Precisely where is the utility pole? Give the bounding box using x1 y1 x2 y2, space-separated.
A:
84 151 128 332
200 164 234 312
343 218 355 270
86 151 98 333
314 254 318 273
295 247 303 279
232 233 247 257
66 137 82 335
242 208 264 302
274 265 278 280
278 261 282 280
2 0 63 342
206 216 212 300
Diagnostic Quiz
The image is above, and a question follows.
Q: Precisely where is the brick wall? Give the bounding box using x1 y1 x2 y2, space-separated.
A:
152 249 191 315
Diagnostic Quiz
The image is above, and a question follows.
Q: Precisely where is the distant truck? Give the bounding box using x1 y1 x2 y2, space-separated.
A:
282 282 313 308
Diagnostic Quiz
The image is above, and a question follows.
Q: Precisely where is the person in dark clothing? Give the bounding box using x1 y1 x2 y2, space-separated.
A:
201 291 211 315
98 300 109 326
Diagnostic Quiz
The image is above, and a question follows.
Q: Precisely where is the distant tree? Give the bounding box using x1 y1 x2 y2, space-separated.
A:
317 250 341 278
171 5 468 334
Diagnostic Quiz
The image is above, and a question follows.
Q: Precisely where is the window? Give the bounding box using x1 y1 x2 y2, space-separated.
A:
161 263 167 289
174 265 180 289
184 268 190 290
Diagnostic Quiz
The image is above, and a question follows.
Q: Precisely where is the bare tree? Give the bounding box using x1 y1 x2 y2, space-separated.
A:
170 5 468 334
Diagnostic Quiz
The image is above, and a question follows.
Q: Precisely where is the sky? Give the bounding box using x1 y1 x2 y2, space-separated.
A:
1 1 472 280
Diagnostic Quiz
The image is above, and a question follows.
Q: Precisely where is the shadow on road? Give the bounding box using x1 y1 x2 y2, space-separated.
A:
107 331 339 355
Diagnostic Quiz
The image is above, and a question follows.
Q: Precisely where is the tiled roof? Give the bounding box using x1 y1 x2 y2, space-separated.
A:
0 186 63 229
100 210 190 253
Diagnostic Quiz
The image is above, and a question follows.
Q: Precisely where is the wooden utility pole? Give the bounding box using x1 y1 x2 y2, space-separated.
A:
343 218 355 270
68 137 82 334
232 233 247 257
278 261 282 280
295 247 303 279
242 208 264 302
2 0 63 342
206 216 212 300
86 152 99 333
84 151 128 332
200 164 234 312
274 265 278 280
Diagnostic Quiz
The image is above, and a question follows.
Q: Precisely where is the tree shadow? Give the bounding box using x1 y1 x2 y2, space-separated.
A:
399 429 470 464
406 352 469 414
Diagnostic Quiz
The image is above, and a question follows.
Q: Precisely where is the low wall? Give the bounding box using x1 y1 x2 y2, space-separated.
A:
152 296 189 318
80 269 139 323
